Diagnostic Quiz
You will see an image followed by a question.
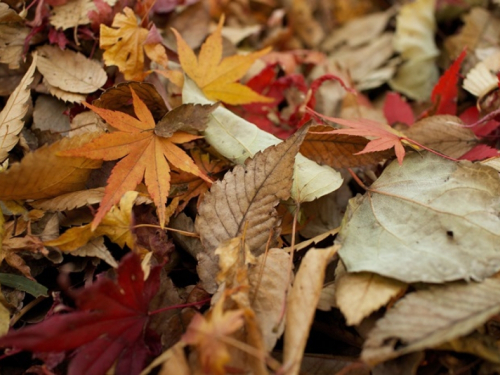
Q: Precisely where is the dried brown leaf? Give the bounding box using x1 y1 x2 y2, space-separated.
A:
301 125 394 168
70 237 118 268
195 124 307 256
0 133 102 201
0 55 37 161
284 245 339 375
155 103 219 138
404 115 477 158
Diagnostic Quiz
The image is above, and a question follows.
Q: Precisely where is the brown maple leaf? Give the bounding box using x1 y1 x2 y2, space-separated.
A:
60 88 211 229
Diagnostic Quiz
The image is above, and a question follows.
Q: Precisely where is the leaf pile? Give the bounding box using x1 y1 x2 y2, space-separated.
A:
1 0 500 374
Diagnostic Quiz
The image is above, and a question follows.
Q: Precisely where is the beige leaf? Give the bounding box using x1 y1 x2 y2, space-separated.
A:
37 46 107 94
404 115 477 158
31 188 105 211
43 79 87 103
389 0 439 100
33 95 70 134
317 283 336 311
0 55 37 162
335 262 406 326
362 278 500 365
248 248 291 351
0 133 102 201
338 152 500 283
0 300 9 336
195 123 307 257
71 237 118 268
49 0 95 30
182 77 343 203
69 111 106 137
0 4 29 69
284 245 339 375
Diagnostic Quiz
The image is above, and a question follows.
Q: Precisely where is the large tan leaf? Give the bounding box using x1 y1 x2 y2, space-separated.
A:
182 77 343 203
335 263 406 326
300 126 394 169
0 133 102 201
248 248 290 351
404 115 477 158
49 0 95 29
362 278 500 365
284 245 339 375
0 4 29 69
338 152 500 283
196 124 307 257
36 46 107 94
0 55 37 161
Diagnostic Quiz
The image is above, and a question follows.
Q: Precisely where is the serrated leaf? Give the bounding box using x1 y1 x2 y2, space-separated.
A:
0 55 37 161
36 45 107 94
196 124 307 257
362 278 500 365
0 133 102 201
338 152 500 283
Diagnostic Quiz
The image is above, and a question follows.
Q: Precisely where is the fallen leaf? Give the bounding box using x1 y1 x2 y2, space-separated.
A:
284 245 339 375
100 7 169 80
300 125 394 168
335 263 406 326
33 95 71 134
0 133 102 201
0 253 161 375
173 16 273 105
383 92 415 126
404 115 478 158
308 110 407 164
45 191 139 251
61 88 209 229
70 237 118 267
49 0 95 30
195 123 306 258
154 103 219 138
0 55 37 162
362 278 500 365
431 49 467 115
338 152 500 283
36 45 107 94
0 4 30 69
30 188 106 211
389 0 439 100
183 76 343 203
182 296 245 375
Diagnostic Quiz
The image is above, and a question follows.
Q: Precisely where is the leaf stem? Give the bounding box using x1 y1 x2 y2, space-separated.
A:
148 297 211 316
347 168 370 191
402 137 459 162
132 224 200 238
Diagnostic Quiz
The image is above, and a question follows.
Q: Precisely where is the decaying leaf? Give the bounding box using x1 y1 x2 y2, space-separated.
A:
0 133 102 201
183 77 343 203
36 45 107 95
284 245 339 375
49 0 95 30
173 15 273 105
301 125 394 168
155 103 219 138
0 55 37 161
338 152 500 283
0 3 30 69
362 278 500 365
404 115 477 158
195 123 306 257
335 262 406 326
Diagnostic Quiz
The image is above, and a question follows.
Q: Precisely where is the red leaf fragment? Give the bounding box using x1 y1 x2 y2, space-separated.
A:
431 49 467 115
459 144 498 161
459 106 500 137
0 253 161 375
384 92 415 126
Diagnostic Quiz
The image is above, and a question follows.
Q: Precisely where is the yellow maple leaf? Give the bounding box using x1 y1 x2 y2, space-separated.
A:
44 191 138 251
100 7 168 80
172 16 274 105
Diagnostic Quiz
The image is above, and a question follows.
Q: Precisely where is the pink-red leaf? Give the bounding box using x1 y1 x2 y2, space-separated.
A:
384 92 415 126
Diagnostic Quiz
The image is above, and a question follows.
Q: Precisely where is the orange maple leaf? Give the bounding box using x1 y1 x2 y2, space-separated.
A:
61 89 211 230
172 15 274 105
100 7 168 80
307 108 409 165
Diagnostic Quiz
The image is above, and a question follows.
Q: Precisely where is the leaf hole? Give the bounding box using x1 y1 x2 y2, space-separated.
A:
446 230 454 238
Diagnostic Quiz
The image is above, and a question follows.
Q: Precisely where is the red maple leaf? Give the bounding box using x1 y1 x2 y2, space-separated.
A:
0 253 161 375
383 92 415 126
